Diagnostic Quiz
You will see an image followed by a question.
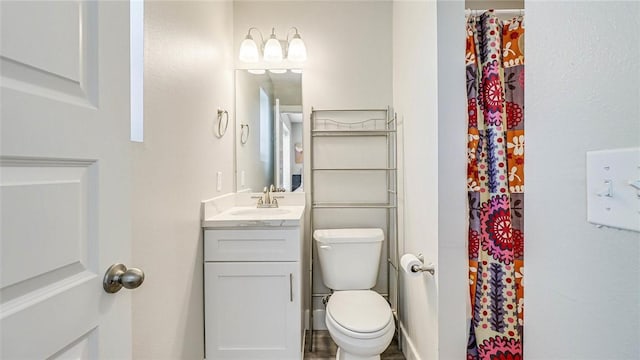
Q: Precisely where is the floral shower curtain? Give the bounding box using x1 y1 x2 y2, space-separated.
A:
466 11 525 360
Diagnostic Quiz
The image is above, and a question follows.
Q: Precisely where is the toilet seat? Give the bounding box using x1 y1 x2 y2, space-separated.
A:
326 290 393 339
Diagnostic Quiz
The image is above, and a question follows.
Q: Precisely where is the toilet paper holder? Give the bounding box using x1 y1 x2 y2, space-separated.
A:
411 253 435 275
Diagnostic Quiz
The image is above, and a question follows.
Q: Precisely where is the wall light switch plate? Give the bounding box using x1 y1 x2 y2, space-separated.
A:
586 147 640 232
216 172 222 192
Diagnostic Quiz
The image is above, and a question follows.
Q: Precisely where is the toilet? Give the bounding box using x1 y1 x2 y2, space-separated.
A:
313 228 394 360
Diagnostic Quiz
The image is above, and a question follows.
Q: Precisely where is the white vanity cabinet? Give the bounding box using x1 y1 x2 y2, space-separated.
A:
204 225 303 360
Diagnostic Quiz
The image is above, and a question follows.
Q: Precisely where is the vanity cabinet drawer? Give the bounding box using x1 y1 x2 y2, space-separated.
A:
204 228 300 262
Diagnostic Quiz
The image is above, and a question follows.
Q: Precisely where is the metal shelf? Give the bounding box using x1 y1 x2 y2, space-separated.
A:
311 167 397 171
311 108 389 112
311 108 395 134
311 130 395 137
312 203 397 209
308 106 398 353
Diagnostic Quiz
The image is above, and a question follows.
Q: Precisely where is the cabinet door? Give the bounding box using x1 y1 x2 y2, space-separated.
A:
205 262 301 360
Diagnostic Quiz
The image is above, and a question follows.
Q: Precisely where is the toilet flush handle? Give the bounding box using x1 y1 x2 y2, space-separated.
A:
319 245 332 251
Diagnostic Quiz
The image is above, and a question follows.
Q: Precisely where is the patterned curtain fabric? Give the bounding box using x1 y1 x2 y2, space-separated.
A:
466 11 525 360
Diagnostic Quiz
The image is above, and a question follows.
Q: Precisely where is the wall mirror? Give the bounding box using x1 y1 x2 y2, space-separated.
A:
235 70 303 192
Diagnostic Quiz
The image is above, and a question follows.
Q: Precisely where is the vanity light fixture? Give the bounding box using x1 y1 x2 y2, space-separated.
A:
238 26 307 64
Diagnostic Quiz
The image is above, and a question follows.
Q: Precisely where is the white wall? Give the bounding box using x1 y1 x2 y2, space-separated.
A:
392 1 439 358
436 1 469 359
393 1 469 359
525 1 640 359
131 1 234 359
234 0 393 329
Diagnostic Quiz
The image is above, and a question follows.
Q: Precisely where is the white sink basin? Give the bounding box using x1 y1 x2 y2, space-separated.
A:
229 208 291 216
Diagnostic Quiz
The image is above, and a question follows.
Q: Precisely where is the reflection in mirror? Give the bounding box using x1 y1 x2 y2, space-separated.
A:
235 70 303 192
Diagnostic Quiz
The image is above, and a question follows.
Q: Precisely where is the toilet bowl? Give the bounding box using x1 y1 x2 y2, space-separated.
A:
325 290 394 360
313 228 395 360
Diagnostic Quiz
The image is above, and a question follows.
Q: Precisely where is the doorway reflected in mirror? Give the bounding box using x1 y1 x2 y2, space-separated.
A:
235 70 303 192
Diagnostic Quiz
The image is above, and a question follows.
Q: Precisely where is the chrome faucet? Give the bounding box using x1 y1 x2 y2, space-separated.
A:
257 185 279 208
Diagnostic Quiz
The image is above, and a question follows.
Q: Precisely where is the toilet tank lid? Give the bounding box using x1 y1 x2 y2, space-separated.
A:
313 228 384 244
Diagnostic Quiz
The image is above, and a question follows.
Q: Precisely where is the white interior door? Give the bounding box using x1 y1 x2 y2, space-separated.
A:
281 119 292 191
274 99 281 188
1 1 134 358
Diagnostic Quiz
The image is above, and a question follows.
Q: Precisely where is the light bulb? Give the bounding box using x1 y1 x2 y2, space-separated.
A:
239 34 259 63
287 33 307 62
263 29 283 63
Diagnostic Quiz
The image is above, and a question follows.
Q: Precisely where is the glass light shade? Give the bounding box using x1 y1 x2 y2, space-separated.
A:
268 69 287 74
263 34 283 63
287 35 307 62
247 69 266 75
239 35 259 63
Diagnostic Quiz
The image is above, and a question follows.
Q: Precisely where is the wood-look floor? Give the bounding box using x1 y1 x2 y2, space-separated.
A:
303 330 405 360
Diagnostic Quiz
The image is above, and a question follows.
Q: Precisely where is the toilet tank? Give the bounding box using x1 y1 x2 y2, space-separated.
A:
313 228 384 290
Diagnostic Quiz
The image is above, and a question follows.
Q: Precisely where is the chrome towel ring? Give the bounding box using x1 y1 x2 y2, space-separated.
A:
215 109 229 138
240 124 250 144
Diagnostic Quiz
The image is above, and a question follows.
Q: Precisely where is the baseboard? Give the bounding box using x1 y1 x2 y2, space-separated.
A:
312 309 327 330
301 327 306 358
399 321 421 360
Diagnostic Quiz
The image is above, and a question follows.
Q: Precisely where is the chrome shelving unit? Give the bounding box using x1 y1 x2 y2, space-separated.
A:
308 106 399 352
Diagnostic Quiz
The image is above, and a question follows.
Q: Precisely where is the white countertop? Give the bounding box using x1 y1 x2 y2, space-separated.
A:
201 192 305 228
202 205 304 228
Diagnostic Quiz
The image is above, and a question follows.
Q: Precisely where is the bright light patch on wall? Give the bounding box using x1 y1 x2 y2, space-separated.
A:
130 0 144 142
259 88 270 163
